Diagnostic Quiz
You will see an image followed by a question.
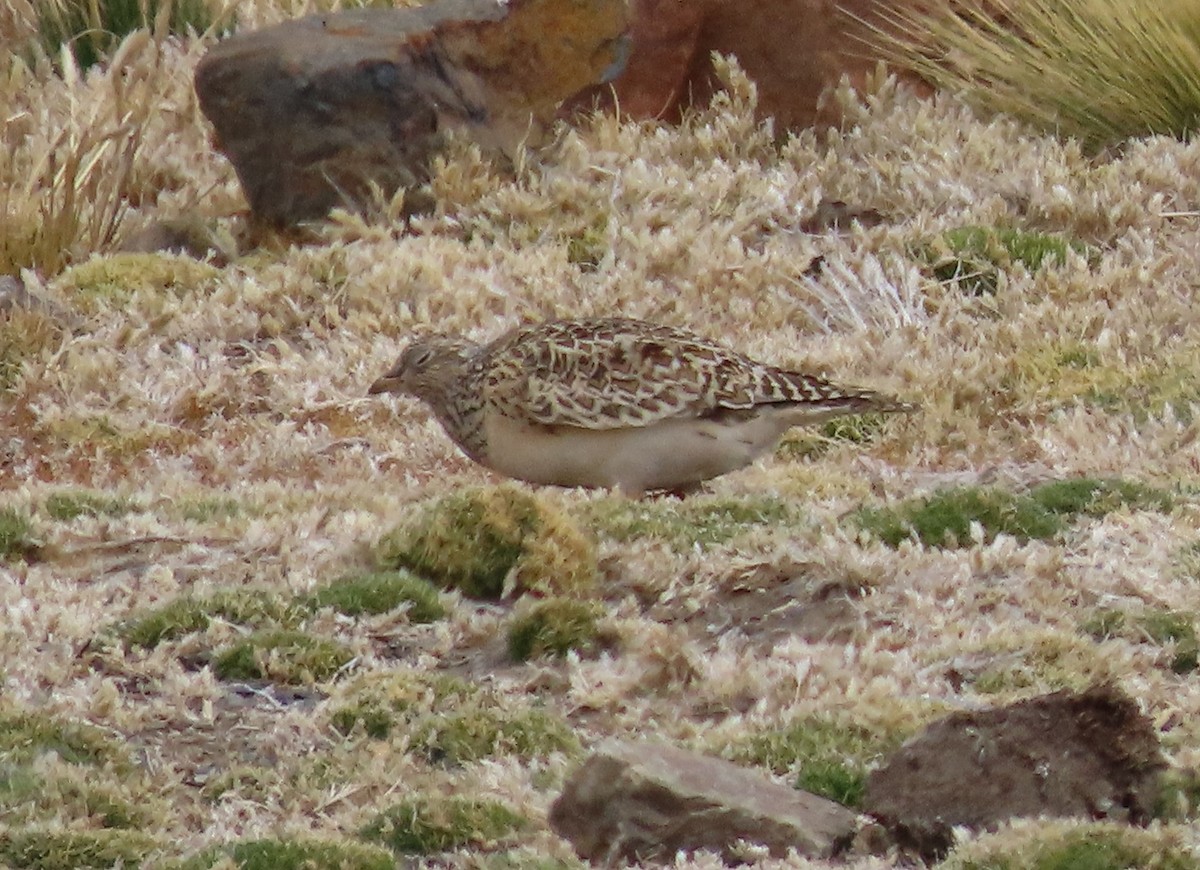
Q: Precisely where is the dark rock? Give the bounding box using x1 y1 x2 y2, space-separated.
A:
863 683 1167 863
549 738 860 863
195 0 628 226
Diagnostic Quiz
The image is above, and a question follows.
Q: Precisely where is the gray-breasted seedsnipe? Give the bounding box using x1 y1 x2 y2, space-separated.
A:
368 317 914 497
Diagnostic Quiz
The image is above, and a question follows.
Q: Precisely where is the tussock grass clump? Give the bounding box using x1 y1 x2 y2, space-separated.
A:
329 671 478 739
0 768 147 829
506 598 606 662
942 823 1200 870
0 710 127 769
725 717 904 807
0 507 40 562
411 703 579 765
1084 608 1199 675
305 570 445 622
867 0 1200 150
360 797 527 856
376 485 597 599
44 490 133 521
212 629 354 684
331 671 579 763
0 307 64 390
923 225 1085 296
588 495 795 547
181 838 394 870
116 589 301 649
779 413 897 461
857 478 1173 548
0 828 160 870
33 0 231 70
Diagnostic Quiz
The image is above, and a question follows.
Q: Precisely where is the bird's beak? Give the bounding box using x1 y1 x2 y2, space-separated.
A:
367 374 400 395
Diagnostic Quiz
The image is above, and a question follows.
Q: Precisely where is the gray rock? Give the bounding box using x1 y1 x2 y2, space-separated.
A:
549 738 859 864
194 0 628 227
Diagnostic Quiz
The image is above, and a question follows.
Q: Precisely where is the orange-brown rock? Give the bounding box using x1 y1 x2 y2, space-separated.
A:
567 0 934 130
195 0 628 226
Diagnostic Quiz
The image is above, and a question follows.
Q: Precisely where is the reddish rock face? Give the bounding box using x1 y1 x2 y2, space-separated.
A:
567 0 934 129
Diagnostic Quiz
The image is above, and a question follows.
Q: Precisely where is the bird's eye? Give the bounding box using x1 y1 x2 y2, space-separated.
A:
407 346 435 369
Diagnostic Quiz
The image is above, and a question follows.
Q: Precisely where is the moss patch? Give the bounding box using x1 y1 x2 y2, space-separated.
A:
411 703 579 765
0 828 159 870
725 717 904 808
116 589 302 650
180 838 394 870
587 495 796 547
0 710 127 769
329 671 479 740
0 768 147 829
0 507 40 562
507 598 605 662
1083 607 1199 674
856 478 1173 548
377 485 597 599
944 824 1200 870
212 629 354 684
924 225 1085 295
305 570 445 621
44 490 134 521
360 797 527 855
58 253 219 310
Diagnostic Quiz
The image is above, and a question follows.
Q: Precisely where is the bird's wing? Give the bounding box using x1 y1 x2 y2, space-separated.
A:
480 318 874 430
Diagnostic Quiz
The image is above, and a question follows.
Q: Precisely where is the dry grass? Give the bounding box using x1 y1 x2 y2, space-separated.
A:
863 0 1200 150
4 12 1200 870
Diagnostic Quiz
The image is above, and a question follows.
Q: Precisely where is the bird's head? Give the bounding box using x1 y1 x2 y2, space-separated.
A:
367 335 480 403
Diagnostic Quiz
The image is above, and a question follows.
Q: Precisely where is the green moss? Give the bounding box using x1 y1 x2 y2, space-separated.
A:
377 485 597 599
329 671 478 739
0 507 40 561
1084 607 1198 674
0 828 159 870
116 589 301 649
507 598 605 662
212 630 354 684
59 253 219 307
588 495 795 547
856 486 1060 547
177 497 243 523
779 413 896 460
1154 769 1200 821
0 768 147 828
857 478 1173 548
34 0 233 71
725 717 902 808
180 838 394 870
946 825 1200 870
360 796 527 855
964 631 1108 695
0 711 126 769
306 570 445 621
563 217 609 271
412 704 579 765
0 307 62 390
924 225 1085 295
199 766 279 804
44 490 133 521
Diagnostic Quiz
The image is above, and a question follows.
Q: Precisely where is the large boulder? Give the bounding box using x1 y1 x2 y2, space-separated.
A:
195 0 628 226
549 738 860 863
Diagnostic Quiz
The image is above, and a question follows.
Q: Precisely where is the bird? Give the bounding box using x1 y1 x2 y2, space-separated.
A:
367 317 914 498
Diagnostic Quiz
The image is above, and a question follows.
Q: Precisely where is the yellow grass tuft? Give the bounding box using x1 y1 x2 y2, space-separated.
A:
863 0 1200 150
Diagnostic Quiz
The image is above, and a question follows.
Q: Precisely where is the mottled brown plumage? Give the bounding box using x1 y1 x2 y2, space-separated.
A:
368 317 914 496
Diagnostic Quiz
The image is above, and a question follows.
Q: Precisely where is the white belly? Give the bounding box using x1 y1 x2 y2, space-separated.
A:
478 410 797 496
